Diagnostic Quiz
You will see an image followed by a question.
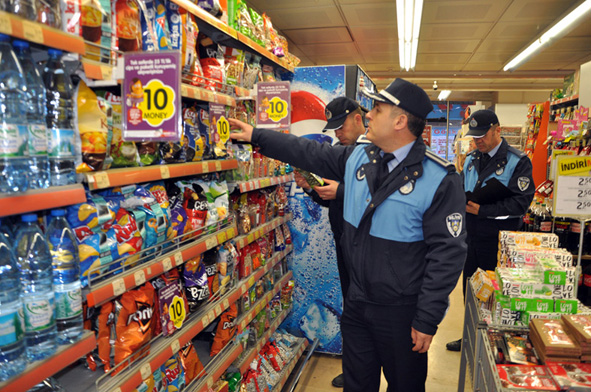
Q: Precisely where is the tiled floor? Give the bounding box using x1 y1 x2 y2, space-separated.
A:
294 276 469 392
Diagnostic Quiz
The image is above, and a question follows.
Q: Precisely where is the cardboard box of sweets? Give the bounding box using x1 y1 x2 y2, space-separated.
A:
497 365 559 390
529 318 582 363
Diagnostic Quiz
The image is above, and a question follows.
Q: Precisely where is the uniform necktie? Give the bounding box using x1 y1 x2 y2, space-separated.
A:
375 153 395 189
480 153 491 171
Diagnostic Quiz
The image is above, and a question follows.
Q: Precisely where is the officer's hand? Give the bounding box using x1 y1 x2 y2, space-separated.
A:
313 179 339 200
411 327 433 353
466 200 480 215
294 172 311 191
229 119 254 142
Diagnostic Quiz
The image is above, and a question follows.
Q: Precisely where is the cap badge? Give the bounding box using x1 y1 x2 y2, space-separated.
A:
470 119 478 128
325 109 333 120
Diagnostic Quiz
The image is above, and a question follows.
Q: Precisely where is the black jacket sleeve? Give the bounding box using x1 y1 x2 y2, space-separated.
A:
414 171 467 335
479 156 534 218
252 128 354 183
305 188 331 208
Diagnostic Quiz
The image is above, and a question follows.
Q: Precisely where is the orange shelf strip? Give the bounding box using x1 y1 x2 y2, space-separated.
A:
234 86 251 98
0 11 85 55
0 184 87 217
237 174 294 193
82 58 114 80
169 0 237 39
181 84 236 106
0 331 96 392
86 225 237 307
550 94 579 106
234 214 293 250
85 160 238 191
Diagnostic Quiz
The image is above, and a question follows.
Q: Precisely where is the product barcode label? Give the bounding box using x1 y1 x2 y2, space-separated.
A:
223 299 229 309
215 305 222 316
160 165 170 179
206 377 214 388
101 66 112 81
174 252 183 266
201 162 209 172
248 276 255 287
140 363 152 380
93 172 110 189
0 14 12 35
170 339 180 353
163 258 173 271
22 21 43 42
217 231 227 243
228 227 236 238
134 270 146 286
112 279 126 296
208 310 215 323
205 236 217 250
215 161 222 171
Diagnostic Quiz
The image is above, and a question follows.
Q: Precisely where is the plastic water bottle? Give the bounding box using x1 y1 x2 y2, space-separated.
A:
14 40 49 190
0 33 31 194
5 0 37 21
0 228 26 380
0 218 12 244
43 49 75 187
46 209 82 345
14 214 56 361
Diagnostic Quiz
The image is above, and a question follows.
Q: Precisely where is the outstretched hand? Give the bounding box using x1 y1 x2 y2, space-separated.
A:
229 118 254 143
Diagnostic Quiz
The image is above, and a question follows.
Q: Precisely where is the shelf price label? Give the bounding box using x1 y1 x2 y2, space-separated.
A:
122 51 181 142
256 82 291 129
554 155 591 217
22 21 43 43
92 172 110 189
112 279 126 296
0 14 12 35
205 236 217 250
134 270 146 286
162 257 173 271
174 252 183 266
160 165 170 179
140 363 152 380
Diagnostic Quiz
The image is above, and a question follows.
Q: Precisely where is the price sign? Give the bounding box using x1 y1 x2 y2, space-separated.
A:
256 82 291 129
217 116 230 144
159 281 185 336
0 14 12 35
122 51 181 142
554 155 591 217
112 279 126 296
22 21 43 43
134 270 146 286
169 295 186 329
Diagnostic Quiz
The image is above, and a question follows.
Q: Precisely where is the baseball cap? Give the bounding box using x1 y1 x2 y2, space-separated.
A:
466 109 499 138
323 97 363 132
362 78 433 119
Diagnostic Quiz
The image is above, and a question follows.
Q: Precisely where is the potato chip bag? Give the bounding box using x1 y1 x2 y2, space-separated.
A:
114 282 155 372
183 106 204 162
183 255 209 312
181 11 198 75
138 0 169 51
163 353 185 392
137 142 160 166
224 47 245 86
97 301 114 372
198 33 225 91
167 183 188 243
66 195 115 241
101 92 140 168
105 207 143 262
202 248 220 296
78 231 115 286
210 303 237 356
182 181 209 237
179 343 204 384
114 0 141 52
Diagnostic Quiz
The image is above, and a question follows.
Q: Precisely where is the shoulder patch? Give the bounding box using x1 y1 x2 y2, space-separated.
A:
425 150 455 171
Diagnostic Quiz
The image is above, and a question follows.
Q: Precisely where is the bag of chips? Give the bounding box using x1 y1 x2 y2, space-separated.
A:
114 0 141 52
224 47 245 86
179 343 204 384
198 33 225 91
97 301 114 372
137 142 160 166
183 105 205 162
101 92 140 168
163 353 185 392
183 255 210 312
210 303 237 356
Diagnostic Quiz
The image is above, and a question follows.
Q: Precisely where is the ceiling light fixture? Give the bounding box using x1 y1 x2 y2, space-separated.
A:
438 90 451 101
397 0 424 71
503 0 591 71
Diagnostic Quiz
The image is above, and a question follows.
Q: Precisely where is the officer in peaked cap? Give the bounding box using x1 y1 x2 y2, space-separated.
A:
446 109 534 352
228 77 467 392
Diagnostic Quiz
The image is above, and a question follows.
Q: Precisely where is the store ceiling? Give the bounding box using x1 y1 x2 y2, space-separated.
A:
249 0 591 102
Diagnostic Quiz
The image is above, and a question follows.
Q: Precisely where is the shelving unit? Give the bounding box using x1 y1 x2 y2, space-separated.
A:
272 339 309 392
0 11 86 54
0 331 96 392
550 95 580 106
84 160 238 191
234 214 293 250
0 184 87 217
181 84 236 106
232 174 294 193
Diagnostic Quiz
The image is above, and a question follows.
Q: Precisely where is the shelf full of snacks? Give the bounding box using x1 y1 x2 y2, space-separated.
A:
232 174 294 193
234 214 293 250
84 160 238 191
0 11 86 55
0 331 96 392
551 94 579 107
0 184 87 217
181 84 236 106
271 339 310 392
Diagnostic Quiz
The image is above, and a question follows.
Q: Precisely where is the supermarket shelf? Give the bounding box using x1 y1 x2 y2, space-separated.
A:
235 31 294 73
234 214 293 250
0 184 87 217
96 253 291 392
170 0 238 40
85 225 238 307
0 331 96 392
550 95 579 106
234 86 252 98
0 11 86 55
272 339 309 392
181 84 236 106
81 58 114 81
233 174 294 193
236 304 293 374
84 160 238 191
187 271 293 392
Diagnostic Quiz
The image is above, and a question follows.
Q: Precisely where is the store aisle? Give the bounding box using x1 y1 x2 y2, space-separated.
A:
294 277 468 392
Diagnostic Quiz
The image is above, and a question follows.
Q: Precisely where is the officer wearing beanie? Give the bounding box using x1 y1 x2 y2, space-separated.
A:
446 109 534 352
293 96 369 388
228 78 467 392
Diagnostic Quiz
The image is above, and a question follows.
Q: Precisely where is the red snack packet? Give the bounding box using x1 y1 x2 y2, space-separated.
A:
210 303 238 356
179 342 205 384
97 301 114 373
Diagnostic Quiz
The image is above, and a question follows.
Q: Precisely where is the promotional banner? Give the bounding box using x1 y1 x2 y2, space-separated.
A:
122 51 182 141
256 82 291 129
281 65 346 354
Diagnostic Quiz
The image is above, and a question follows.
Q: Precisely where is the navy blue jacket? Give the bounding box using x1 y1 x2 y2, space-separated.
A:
252 128 467 335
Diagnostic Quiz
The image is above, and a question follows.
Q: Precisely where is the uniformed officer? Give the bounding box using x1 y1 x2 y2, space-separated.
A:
229 78 467 392
446 109 535 352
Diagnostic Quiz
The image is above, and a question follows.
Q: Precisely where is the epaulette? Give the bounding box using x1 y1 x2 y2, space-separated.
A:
356 134 371 144
425 150 455 171
507 145 526 158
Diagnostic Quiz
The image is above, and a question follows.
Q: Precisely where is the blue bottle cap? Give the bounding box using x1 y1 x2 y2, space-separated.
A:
22 214 37 223
50 209 66 217
0 34 9 42
12 40 29 49
47 48 63 57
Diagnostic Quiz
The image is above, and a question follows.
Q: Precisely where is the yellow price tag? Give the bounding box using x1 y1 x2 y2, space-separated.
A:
215 304 222 315
206 377 213 388
241 284 248 294
208 310 216 323
247 233 254 244
101 65 113 81
215 161 222 171
228 227 236 238
22 21 43 43
171 339 180 353
265 96 289 122
217 116 230 144
137 79 176 127
201 312 210 325
147 267 152 276
93 172 110 189
223 299 230 309
112 279 126 296
241 320 246 330
201 162 209 172
217 231 227 243
134 270 146 286
205 236 217 250
248 276 255 287
174 252 183 266
169 296 186 329
0 14 12 35
160 165 170 179
162 257 173 271
140 363 152 380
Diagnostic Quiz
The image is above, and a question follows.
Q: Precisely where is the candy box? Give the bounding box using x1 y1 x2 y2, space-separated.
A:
496 365 558 390
546 362 591 388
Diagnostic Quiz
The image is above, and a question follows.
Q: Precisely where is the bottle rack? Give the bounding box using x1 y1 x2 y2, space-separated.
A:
0 184 87 217
232 174 294 193
0 330 96 392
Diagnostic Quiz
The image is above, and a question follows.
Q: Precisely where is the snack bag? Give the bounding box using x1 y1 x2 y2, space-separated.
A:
181 11 198 74
163 353 185 392
224 47 245 86
247 7 265 46
138 0 169 51
179 343 204 384
102 92 140 168
114 0 141 52
198 108 214 160
183 255 210 312
210 303 238 356
242 52 262 90
236 0 254 40
114 282 155 372
78 231 115 287
66 195 115 241
182 181 210 237
104 207 143 265
198 33 225 91
203 248 220 296
183 105 205 162
74 80 110 173
159 140 186 164
137 142 160 166
217 243 237 293
97 301 114 372
167 183 189 242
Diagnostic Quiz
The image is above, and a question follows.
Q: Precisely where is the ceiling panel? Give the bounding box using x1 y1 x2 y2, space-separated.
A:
282 27 353 45
340 3 396 26
349 25 397 42
474 38 530 54
418 40 481 54
420 23 494 40
500 0 578 23
467 51 513 64
416 53 471 65
421 0 510 24
248 0 334 10
544 37 591 53
262 6 344 29
487 21 548 40
296 42 360 57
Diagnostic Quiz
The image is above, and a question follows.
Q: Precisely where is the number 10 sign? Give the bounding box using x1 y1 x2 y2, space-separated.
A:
122 51 182 142
553 155 591 217
256 81 291 129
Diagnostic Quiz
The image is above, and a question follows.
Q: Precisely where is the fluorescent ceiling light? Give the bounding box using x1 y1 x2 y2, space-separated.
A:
504 0 591 71
438 90 451 101
397 0 424 71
